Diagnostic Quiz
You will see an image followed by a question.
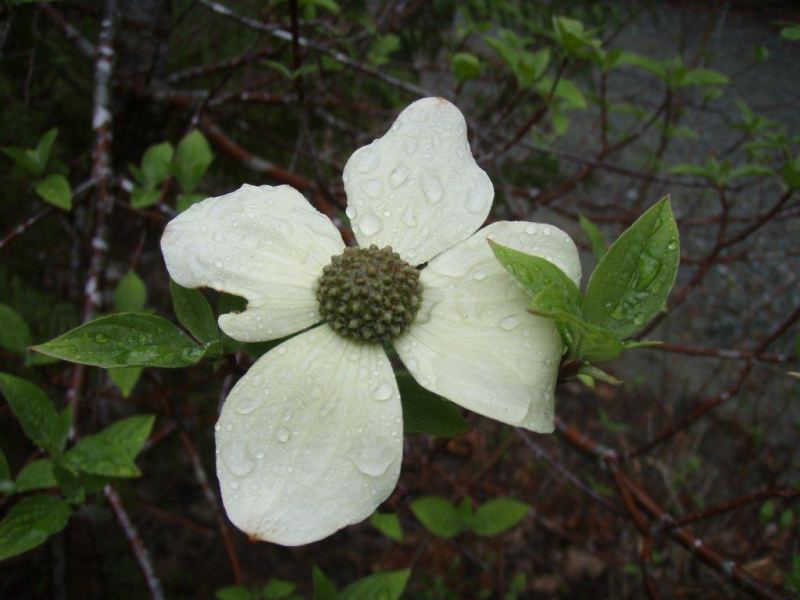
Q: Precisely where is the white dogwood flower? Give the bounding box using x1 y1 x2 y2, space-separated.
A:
160 97 581 546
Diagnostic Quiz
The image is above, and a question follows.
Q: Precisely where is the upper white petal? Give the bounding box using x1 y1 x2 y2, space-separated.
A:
394 221 581 432
161 184 344 342
343 97 493 265
215 325 403 546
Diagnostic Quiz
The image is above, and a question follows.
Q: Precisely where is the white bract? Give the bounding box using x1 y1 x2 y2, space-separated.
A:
161 97 581 546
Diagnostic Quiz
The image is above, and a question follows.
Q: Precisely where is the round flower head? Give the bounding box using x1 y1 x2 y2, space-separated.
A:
161 98 581 546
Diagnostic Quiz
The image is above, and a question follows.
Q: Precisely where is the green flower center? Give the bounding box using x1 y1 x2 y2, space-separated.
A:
316 245 423 343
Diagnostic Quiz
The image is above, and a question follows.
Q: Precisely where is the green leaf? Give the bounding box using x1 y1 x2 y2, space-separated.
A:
471 498 530 536
577 364 622 386
52 462 84 503
410 496 462 538
370 511 403 541
0 495 71 561
397 373 468 437
582 197 680 339
174 131 213 193
14 459 57 493
34 174 72 210
108 366 143 397
783 158 800 189
215 585 252 600
34 129 58 171
140 142 173 188
759 500 776 522
1 146 42 176
779 509 795 529
176 192 205 212
529 287 623 362
131 188 160 209
339 569 411 600
114 271 147 313
263 579 296 599
579 215 607 261
780 24 800 41
489 240 582 313
678 68 729 87
452 52 483 82
101 415 155 459
170 280 220 345
0 373 64 455
32 313 206 368
64 434 139 478
367 34 401 67
312 565 338 600
0 303 32 354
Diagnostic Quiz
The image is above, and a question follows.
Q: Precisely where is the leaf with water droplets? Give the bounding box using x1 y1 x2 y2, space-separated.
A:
32 313 206 368
582 196 680 338
0 373 68 455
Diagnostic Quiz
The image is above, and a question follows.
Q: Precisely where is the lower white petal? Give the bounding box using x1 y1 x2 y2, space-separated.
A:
215 325 403 546
161 184 344 342
394 221 581 432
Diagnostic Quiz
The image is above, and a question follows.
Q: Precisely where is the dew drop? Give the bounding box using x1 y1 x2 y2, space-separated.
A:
94 334 109 344
542 226 552 236
372 381 393 401
667 240 678 250
472 269 487 281
526 223 538 235
465 187 486 213
499 314 521 331
357 147 380 173
349 433 395 477
276 426 290 443
345 206 357 219
221 437 255 476
359 212 382 236
389 165 409 187
234 394 262 415
360 177 382 198
278 346 287 355
421 172 443 203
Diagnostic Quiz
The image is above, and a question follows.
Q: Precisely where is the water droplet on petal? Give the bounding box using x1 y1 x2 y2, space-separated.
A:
345 206 357 219
542 226 552 236
465 187 487 213
499 314 521 331
421 172 443 203
526 223 538 235
221 437 255 476
235 394 262 415
350 433 395 477
472 269 487 281
359 211 382 236
357 147 381 172
360 177 382 198
276 426 290 443
372 381 393 401
389 165 409 187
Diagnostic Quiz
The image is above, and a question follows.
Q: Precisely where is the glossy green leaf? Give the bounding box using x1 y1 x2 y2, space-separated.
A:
0 373 65 455
0 495 71 561
0 303 32 354
32 313 206 368
471 498 530 536
397 373 469 437
582 197 679 339
114 271 147 313
579 214 607 261
339 569 410 600
14 459 57 493
489 240 582 313
34 174 72 210
174 130 213 193
410 496 462 538
101 415 154 458
108 366 143 397
64 434 139 478
529 287 622 362
370 511 403 541
170 280 220 345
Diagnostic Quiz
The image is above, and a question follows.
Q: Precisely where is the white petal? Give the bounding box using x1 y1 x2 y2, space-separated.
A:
215 325 403 546
394 221 581 432
343 97 493 264
161 184 344 342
